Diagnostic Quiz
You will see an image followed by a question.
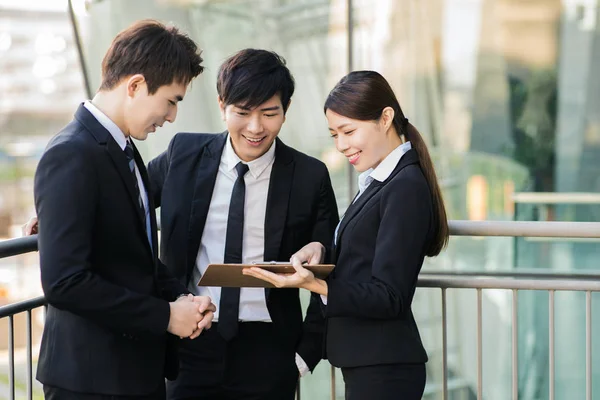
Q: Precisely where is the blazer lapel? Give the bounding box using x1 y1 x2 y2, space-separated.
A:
186 133 227 280
75 105 148 236
132 141 157 259
334 149 421 258
335 181 384 256
263 138 294 299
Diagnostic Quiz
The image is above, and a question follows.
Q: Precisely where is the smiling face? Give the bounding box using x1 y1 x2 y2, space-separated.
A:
123 75 187 140
219 94 286 162
326 108 399 173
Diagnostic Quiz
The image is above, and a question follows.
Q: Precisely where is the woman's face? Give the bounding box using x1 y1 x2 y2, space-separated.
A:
326 109 393 173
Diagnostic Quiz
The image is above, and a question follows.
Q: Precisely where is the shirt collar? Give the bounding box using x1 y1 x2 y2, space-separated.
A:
357 141 413 191
84 100 129 150
223 134 276 179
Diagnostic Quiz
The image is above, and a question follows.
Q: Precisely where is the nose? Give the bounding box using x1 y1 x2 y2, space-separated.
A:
165 105 178 123
335 134 349 153
246 115 264 134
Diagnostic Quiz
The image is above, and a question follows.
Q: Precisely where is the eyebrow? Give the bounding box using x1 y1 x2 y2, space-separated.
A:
234 105 281 112
329 123 352 131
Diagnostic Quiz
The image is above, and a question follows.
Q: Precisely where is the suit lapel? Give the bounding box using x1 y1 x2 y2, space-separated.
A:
75 105 148 240
334 149 420 258
263 139 294 299
186 133 227 279
335 181 383 256
132 141 157 259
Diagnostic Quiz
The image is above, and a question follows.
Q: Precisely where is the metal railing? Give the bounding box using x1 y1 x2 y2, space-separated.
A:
1 220 600 400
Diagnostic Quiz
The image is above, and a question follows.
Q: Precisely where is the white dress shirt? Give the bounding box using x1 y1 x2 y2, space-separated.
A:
83 101 152 245
188 136 312 376
324 141 413 306
189 135 275 322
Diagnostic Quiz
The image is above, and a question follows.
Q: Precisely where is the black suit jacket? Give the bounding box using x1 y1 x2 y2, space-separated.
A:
324 149 432 367
34 104 187 395
147 132 339 370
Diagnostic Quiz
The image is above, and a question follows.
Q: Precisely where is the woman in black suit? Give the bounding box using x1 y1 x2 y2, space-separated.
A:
244 70 449 400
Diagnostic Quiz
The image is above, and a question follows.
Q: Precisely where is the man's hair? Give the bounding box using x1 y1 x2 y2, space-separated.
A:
217 49 294 113
99 19 204 94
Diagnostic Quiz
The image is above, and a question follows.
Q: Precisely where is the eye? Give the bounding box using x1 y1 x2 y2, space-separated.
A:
344 130 355 135
265 113 278 117
330 134 338 139
236 111 248 116
169 100 176 106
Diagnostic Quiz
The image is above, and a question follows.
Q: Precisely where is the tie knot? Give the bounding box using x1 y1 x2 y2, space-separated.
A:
235 162 249 178
124 141 134 161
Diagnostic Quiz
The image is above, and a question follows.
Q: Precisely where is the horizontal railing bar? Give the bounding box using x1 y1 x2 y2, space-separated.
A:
0 297 46 318
512 192 600 205
0 235 38 259
421 270 600 280
418 275 600 291
448 220 600 238
1 220 600 263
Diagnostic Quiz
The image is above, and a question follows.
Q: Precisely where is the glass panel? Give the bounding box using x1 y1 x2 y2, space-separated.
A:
75 0 354 209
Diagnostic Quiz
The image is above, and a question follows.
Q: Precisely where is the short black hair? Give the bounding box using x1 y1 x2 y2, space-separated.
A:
217 49 294 113
100 19 204 94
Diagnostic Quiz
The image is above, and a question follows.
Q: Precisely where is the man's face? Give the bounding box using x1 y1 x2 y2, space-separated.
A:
219 94 286 162
124 76 187 141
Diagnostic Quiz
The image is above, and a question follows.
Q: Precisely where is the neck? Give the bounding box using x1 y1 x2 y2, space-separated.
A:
385 126 403 154
91 90 129 137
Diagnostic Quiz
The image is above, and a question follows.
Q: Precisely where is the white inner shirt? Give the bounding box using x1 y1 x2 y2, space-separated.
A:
189 135 275 322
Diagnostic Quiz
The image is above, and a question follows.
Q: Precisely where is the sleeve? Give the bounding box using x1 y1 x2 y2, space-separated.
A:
35 142 170 337
147 133 179 208
155 259 190 301
325 177 432 319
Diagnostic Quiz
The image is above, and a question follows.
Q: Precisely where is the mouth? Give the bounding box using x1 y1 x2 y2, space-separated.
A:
242 134 266 147
346 151 361 165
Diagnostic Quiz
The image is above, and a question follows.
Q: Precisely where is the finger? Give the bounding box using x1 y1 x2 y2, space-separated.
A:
189 328 202 340
202 311 214 330
290 257 309 274
197 317 211 331
196 297 212 313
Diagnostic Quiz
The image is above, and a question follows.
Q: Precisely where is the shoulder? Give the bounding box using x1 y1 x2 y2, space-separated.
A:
43 121 94 160
168 132 225 158
382 163 431 203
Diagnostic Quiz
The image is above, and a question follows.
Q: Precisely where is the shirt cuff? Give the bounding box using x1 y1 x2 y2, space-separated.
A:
320 294 328 305
295 353 310 377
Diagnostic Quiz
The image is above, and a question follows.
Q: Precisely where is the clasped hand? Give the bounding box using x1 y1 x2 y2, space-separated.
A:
168 294 216 339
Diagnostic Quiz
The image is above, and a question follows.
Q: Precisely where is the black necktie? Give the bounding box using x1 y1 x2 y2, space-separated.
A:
124 141 151 248
218 162 249 341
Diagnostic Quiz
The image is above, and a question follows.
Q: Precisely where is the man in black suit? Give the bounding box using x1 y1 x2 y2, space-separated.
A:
33 20 215 399
147 49 339 399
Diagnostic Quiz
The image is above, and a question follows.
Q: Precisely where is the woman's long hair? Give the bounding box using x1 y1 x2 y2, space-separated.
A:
324 70 449 256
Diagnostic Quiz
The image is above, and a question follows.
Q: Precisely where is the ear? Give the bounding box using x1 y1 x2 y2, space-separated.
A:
381 106 395 132
217 95 227 121
126 74 146 98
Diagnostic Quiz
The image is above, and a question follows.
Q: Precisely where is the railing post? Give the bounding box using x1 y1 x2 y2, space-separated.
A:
549 290 555 400
477 288 483 400
512 289 518 400
330 365 336 400
27 309 33 400
441 288 448 400
8 315 15 400
586 291 592 400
